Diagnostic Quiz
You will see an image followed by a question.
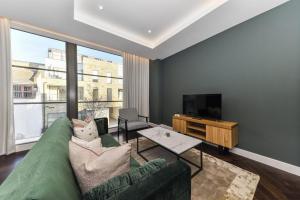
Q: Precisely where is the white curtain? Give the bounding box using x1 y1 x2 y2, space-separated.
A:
0 17 15 155
123 52 149 117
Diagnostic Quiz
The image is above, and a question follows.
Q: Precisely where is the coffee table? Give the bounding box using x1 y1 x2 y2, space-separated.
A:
137 127 203 177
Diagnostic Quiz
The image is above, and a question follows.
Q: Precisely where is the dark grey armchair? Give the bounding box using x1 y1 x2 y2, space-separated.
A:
117 108 149 142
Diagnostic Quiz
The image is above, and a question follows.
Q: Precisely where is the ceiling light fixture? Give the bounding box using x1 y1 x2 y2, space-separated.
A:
148 30 152 34
98 5 104 10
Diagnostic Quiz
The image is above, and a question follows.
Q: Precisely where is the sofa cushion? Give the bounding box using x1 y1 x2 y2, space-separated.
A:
82 159 166 200
94 118 108 136
82 173 131 200
69 141 131 193
100 134 140 169
129 159 166 184
71 136 102 154
0 117 81 200
121 121 148 131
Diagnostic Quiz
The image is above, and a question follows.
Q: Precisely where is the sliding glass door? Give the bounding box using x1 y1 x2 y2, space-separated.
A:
11 29 67 144
11 29 124 144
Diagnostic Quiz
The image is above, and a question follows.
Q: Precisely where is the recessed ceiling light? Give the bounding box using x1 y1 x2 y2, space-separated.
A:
148 30 152 34
98 5 104 10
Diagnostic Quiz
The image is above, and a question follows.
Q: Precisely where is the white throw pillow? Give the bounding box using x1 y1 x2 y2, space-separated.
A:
69 141 131 193
71 136 102 155
73 119 99 142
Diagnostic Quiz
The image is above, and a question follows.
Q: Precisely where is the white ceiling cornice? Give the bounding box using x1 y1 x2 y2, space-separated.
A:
74 0 228 49
0 0 290 60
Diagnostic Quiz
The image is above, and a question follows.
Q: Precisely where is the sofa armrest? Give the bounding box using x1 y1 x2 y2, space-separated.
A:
94 117 108 136
138 115 149 123
116 160 191 200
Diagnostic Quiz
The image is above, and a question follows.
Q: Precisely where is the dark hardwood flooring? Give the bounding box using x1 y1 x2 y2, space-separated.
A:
1 131 300 200
0 150 28 184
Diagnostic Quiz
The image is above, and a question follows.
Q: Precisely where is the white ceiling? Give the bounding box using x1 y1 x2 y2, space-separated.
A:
0 0 289 60
74 0 228 48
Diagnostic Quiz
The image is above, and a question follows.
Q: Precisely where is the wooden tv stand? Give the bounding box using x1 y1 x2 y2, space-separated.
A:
172 115 238 149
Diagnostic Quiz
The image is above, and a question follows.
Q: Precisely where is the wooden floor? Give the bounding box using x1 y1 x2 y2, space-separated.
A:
1 132 300 200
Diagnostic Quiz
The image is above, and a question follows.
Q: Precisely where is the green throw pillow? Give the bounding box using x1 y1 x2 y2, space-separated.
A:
128 158 167 184
83 159 166 200
82 173 131 200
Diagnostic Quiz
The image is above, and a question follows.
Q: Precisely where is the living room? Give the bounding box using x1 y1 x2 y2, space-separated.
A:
0 0 299 200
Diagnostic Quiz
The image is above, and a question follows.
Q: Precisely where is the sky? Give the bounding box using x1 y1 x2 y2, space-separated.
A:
11 29 123 65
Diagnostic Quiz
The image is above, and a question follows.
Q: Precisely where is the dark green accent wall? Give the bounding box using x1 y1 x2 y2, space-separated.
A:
149 60 162 124
149 1 300 166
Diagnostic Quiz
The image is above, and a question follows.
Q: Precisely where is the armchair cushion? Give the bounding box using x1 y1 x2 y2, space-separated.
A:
121 121 148 131
119 108 139 121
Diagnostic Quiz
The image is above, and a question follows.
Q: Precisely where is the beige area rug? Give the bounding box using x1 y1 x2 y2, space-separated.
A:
123 138 260 200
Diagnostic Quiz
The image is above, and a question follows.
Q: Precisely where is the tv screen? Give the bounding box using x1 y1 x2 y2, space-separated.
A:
183 94 222 120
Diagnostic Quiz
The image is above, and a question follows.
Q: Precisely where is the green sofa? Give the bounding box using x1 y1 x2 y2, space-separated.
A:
0 118 191 200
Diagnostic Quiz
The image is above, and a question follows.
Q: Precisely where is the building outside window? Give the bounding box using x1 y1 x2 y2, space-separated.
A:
13 84 37 99
92 70 99 82
11 29 124 143
118 89 123 101
77 46 123 127
78 87 84 100
11 29 67 144
106 72 112 84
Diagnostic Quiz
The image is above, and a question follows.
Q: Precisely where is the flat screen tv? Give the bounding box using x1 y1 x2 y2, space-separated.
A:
183 94 222 120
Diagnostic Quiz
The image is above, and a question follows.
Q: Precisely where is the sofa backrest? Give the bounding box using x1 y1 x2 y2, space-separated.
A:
0 117 81 200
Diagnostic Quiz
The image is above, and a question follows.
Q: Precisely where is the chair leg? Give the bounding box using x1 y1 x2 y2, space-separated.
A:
117 119 120 142
117 127 120 141
125 121 128 143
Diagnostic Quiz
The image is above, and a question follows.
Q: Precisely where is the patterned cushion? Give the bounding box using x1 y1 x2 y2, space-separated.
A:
73 119 99 142
72 118 88 128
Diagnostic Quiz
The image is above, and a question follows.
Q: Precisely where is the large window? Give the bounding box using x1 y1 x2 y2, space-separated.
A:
11 29 67 143
77 46 123 127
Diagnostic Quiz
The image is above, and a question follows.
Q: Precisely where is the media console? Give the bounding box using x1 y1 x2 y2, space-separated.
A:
172 115 238 149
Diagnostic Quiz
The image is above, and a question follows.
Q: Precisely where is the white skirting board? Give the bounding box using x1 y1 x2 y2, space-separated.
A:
230 148 300 177
16 142 36 152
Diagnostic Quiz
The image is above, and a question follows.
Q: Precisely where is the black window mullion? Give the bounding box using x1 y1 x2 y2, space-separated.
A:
66 43 78 119
77 72 123 80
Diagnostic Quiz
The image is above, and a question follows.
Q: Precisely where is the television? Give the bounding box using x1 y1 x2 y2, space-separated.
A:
183 94 222 120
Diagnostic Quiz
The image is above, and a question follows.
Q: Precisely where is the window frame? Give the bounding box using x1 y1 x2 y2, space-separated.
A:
11 28 68 143
76 45 123 128
10 24 125 142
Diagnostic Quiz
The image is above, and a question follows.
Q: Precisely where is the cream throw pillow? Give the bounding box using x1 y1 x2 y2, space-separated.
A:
72 119 99 142
69 141 131 193
71 136 102 155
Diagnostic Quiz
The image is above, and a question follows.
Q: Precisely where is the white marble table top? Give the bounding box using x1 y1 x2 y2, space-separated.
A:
137 126 202 155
